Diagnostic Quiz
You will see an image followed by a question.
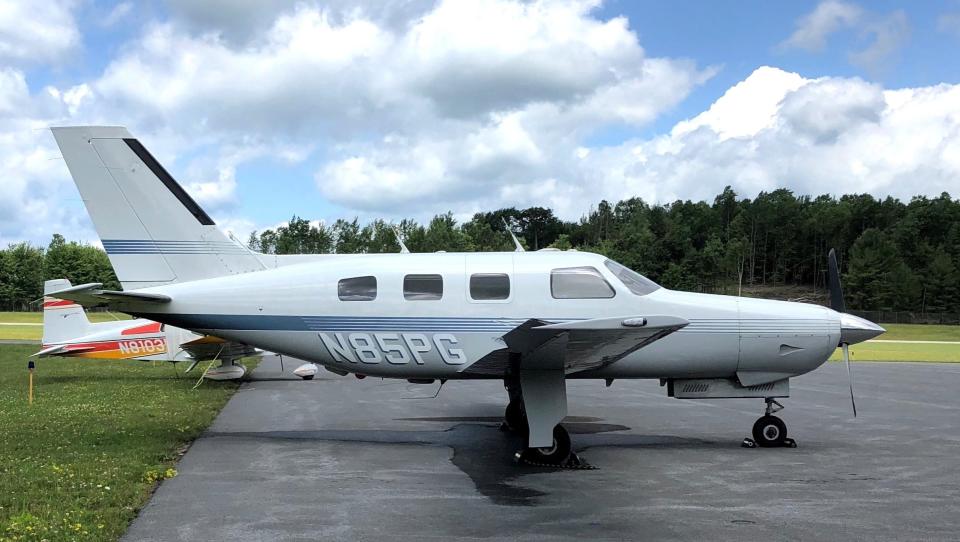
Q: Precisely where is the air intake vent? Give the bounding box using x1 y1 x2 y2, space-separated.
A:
671 378 789 399
682 383 710 393
746 383 776 392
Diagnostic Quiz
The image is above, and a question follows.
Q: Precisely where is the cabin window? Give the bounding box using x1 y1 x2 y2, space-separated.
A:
404 274 443 300
470 273 510 300
551 266 615 299
603 260 661 296
338 276 377 301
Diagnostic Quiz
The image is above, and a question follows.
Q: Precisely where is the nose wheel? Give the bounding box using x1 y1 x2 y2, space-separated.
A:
744 398 796 448
752 415 787 447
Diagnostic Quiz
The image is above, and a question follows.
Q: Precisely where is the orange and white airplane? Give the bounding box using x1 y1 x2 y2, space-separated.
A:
34 279 258 380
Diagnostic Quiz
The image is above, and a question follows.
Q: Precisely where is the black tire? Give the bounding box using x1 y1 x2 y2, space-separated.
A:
302 375 314 380
528 425 572 465
504 401 527 433
752 415 787 447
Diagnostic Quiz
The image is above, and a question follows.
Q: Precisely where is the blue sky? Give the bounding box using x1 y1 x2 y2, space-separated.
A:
603 1 959 130
1 0 959 245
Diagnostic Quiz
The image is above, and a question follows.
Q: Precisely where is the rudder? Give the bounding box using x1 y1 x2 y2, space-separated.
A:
51 126 264 289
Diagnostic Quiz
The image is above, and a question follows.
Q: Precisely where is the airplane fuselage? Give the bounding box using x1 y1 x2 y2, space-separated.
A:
120 251 841 384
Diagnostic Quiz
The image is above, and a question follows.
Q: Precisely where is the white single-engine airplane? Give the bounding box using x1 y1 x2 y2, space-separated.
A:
49 126 884 465
36 279 256 380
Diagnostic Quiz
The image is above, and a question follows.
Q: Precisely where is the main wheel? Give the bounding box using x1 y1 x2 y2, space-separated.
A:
752 415 787 447
504 401 527 433
527 425 571 465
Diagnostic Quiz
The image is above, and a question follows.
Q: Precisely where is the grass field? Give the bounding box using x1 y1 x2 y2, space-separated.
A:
830 342 960 362
0 312 130 325
826 323 960 363
875 324 960 341
0 344 250 542
0 312 130 341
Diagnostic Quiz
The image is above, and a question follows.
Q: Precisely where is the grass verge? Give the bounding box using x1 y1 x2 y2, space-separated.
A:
877 324 960 341
0 313 129 325
0 344 251 541
0 313 130 341
0 326 44 341
830 341 959 362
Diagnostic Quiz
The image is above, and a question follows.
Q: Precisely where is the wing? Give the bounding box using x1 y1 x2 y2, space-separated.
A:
44 282 170 308
463 315 688 376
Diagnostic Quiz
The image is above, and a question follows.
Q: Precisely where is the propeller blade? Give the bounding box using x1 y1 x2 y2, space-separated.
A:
184 360 200 373
842 343 857 418
827 248 846 313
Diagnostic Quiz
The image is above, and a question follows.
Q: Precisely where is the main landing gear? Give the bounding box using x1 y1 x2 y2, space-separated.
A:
502 375 587 467
744 398 796 448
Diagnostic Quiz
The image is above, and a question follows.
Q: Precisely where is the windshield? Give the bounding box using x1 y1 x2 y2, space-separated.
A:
603 259 661 296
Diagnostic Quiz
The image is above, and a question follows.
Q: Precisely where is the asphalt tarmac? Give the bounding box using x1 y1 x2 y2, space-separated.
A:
123 357 960 541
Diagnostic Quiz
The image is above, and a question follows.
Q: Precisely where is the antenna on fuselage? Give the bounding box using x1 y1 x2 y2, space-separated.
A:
392 225 410 254
501 217 525 252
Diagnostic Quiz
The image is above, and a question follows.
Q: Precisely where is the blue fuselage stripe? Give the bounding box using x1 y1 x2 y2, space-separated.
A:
134 314 577 332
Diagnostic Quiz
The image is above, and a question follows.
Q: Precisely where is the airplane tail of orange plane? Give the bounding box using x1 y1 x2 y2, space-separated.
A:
42 279 92 345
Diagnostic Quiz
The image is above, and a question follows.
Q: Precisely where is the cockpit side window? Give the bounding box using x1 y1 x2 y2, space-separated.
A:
603 260 661 296
338 276 377 301
550 266 615 299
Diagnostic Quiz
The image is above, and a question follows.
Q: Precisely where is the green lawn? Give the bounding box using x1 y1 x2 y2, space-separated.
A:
877 324 960 341
0 313 131 341
0 326 44 341
0 344 250 542
826 323 960 362
0 312 130 325
830 342 960 362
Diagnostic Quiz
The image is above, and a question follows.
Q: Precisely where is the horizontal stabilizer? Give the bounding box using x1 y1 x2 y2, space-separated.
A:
32 344 97 357
45 283 171 308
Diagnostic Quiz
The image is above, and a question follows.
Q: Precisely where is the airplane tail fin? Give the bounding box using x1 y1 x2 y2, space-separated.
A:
42 279 92 345
50 126 265 289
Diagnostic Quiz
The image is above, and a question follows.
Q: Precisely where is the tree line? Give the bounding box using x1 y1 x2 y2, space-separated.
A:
0 234 120 311
2 188 958 313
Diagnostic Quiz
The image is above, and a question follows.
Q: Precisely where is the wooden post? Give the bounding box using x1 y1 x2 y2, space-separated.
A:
28 360 35 405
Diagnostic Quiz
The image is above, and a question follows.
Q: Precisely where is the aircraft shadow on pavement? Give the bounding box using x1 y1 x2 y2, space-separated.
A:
207 417 719 507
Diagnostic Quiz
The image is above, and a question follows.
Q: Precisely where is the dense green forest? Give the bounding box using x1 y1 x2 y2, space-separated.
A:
2 188 958 313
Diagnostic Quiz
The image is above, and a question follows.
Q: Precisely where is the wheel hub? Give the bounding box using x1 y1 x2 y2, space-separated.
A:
537 439 559 457
763 425 780 441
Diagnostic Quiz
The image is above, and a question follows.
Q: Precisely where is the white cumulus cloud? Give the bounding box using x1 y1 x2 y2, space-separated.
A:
0 0 80 64
1 1 956 247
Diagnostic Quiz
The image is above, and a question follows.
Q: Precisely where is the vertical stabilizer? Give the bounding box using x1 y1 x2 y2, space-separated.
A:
43 279 92 345
50 126 264 289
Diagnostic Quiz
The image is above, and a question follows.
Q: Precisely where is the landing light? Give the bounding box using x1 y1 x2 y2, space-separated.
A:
621 318 647 327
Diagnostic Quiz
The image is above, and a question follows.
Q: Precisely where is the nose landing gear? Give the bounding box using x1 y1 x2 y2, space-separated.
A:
744 398 797 448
